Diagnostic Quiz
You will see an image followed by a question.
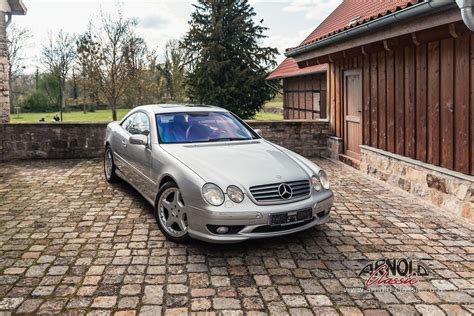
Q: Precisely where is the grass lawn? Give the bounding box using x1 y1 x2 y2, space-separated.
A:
252 111 282 120
10 106 283 123
263 101 283 109
10 109 132 123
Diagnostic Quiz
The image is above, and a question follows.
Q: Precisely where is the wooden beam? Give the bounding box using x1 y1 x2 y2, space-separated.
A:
386 50 395 153
293 8 462 63
449 23 458 38
404 45 416 158
411 33 421 46
427 41 440 166
440 38 454 170
454 34 469 173
415 44 427 162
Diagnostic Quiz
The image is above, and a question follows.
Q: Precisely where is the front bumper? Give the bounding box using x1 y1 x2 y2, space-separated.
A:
187 190 334 244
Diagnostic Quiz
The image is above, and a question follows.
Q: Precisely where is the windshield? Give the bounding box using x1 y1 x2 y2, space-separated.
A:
156 111 257 144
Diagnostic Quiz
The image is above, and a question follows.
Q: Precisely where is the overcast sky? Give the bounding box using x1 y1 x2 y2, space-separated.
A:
12 0 342 73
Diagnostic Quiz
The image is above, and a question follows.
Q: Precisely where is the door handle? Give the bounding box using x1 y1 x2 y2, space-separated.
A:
121 139 127 147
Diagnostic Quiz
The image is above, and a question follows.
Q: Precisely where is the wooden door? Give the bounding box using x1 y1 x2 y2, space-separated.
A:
343 69 362 160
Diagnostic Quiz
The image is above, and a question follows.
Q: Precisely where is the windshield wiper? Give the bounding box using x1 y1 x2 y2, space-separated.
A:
208 137 252 142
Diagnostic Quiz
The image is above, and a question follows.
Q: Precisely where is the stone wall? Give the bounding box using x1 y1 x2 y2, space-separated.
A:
0 123 107 160
0 120 330 161
0 57 8 123
327 136 342 159
0 11 9 124
246 120 329 158
360 145 473 223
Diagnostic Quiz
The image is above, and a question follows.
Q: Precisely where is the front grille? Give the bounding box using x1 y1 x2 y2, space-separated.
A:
249 180 311 203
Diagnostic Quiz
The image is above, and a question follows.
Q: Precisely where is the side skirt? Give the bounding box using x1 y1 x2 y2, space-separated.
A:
116 169 156 207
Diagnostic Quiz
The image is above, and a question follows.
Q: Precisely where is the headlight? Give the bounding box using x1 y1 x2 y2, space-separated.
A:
311 175 321 192
227 185 244 203
319 170 330 190
202 183 225 206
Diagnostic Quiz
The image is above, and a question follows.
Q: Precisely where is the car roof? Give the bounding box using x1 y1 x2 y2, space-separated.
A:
134 104 228 115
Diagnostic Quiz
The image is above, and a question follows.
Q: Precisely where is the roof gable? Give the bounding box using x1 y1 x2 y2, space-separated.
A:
287 0 420 53
267 58 326 80
268 0 423 80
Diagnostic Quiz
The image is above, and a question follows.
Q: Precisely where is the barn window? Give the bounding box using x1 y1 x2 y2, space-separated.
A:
313 92 320 112
282 73 327 120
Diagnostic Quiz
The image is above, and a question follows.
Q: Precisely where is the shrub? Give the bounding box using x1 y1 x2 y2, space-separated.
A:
21 90 55 112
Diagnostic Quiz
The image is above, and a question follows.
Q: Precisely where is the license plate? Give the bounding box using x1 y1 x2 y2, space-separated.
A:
270 208 312 226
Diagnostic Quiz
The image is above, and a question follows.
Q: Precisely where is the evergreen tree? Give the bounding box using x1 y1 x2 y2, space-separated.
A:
181 0 278 119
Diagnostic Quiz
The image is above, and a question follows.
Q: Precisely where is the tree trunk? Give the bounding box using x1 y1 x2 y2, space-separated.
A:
112 104 117 121
61 84 66 112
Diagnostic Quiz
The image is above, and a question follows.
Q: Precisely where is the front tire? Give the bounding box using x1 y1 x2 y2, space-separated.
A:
104 146 119 183
155 182 190 243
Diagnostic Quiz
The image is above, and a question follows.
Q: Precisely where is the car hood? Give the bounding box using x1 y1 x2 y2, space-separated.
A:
160 140 310 190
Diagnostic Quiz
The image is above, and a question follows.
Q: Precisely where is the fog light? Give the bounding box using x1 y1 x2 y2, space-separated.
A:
216 226 229 234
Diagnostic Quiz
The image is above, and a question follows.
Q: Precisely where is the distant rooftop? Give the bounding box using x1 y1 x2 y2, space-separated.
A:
7 0 27 15
267 58 327 80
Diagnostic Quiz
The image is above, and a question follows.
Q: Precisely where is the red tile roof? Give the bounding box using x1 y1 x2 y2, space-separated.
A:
267 58 327 80
288 0 421 53
268 0 421 79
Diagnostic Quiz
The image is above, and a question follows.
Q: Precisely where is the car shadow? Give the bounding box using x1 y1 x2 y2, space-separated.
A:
107 177 342 259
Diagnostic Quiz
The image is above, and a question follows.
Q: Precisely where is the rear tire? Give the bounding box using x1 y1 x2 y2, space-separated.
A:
104 146 119 183
155 182 190 243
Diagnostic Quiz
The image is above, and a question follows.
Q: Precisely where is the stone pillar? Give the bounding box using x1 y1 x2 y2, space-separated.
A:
0 11 9 123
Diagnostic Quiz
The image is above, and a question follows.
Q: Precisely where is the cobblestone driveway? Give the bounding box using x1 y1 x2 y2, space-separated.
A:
0 158 473 316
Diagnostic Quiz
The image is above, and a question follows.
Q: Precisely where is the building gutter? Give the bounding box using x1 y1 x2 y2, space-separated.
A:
456 0 474 31
285 0 456 58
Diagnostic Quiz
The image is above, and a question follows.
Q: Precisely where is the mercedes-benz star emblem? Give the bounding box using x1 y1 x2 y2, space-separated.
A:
278 183 293 199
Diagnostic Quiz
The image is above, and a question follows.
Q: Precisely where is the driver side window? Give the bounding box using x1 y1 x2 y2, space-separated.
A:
128 112 150 136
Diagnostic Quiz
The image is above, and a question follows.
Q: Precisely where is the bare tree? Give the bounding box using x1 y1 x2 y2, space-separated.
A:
124 35 148 107
159 39 187 102
77 11 138 120
6 23 32 108
41 30 76 112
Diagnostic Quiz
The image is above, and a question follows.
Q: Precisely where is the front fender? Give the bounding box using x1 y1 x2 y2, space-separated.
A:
153 147 206 208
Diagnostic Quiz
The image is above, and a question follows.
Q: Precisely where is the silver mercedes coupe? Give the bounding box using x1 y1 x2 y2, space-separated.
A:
104 104 333 243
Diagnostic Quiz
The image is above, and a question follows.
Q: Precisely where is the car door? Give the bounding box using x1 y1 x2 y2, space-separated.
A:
112 113 136 176
125 112 155 199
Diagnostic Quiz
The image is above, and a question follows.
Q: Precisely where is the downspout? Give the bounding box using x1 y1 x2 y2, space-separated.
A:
5 12 11 27
286 0 455 57
456 0 474 31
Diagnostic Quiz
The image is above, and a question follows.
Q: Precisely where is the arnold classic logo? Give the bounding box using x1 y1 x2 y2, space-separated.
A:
359 258 429 289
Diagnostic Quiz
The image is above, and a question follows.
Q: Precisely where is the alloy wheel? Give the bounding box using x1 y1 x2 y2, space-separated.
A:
105 148 113 179
158 187 188 237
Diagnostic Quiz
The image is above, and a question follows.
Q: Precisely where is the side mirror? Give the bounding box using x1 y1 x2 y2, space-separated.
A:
254 129 263 137
129 134 148 146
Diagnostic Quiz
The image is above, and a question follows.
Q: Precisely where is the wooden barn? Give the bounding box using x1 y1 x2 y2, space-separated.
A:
266 59 328 120
269 0 474 220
